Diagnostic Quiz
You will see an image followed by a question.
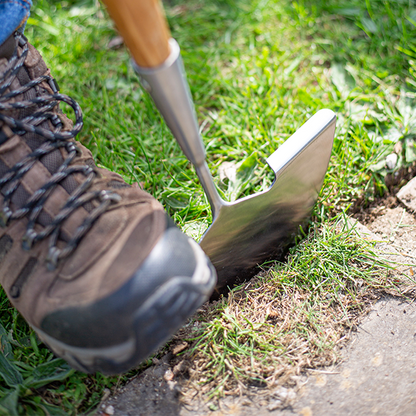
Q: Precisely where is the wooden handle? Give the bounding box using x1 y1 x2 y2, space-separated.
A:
102 0 171 68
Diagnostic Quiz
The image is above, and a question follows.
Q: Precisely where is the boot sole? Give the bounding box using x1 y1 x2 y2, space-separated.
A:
33 238 216 375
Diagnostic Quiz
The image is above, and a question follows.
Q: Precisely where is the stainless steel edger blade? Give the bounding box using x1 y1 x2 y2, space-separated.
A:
200 110 336 289
134 39 336 290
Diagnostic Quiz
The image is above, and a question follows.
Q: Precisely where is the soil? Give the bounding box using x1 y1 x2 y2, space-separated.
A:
97 178 416 416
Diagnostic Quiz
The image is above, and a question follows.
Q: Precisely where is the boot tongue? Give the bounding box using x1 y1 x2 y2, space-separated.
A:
0 34 16 60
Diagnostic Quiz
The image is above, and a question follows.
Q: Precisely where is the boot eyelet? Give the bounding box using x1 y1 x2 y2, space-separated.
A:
46 247 61 271
0 208 12 228
22 229 37 251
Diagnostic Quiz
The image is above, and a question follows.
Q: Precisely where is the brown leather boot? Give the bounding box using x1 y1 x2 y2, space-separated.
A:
0 32 216 374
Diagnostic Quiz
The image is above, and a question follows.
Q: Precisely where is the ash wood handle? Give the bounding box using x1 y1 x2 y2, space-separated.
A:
102 0 171 68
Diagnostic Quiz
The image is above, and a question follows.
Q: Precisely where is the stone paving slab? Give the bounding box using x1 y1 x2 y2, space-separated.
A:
398 176 416 213
285 297 416 416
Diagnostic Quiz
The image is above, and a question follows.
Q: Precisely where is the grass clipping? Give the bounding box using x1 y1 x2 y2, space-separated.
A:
176 220 408 400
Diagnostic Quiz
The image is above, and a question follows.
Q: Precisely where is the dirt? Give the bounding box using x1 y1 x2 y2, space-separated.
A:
97 179 416 416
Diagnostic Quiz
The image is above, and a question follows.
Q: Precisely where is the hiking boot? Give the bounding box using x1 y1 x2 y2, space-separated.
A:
0 32 216 375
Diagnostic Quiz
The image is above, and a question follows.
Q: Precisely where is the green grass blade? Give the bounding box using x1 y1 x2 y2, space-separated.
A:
23 359 73 390
0 387 19 416
0 352 23 387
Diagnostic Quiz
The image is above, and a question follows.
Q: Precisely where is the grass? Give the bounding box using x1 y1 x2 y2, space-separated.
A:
0 0 415 413
178 219 403 399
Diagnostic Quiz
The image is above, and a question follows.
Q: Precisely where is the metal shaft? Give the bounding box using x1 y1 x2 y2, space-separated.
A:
133 39 224 217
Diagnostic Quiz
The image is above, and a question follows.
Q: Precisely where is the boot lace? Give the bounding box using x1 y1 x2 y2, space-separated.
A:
0 32 120 270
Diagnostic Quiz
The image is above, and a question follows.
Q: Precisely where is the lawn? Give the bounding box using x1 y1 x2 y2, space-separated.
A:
0 0 415 413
